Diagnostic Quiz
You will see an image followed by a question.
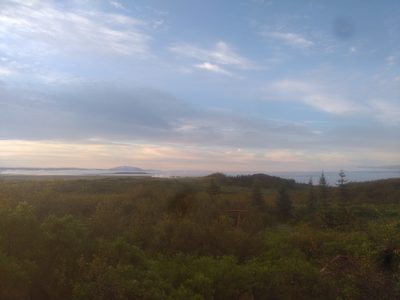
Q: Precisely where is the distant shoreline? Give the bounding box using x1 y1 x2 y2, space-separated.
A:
0 168 399 184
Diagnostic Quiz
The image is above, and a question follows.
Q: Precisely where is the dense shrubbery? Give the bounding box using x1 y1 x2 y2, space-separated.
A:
0 175 400 299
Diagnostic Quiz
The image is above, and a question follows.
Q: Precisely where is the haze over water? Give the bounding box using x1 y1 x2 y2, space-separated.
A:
1 167 399 184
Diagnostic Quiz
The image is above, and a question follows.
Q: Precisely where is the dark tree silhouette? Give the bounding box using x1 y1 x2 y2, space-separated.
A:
251 184 265 210
336 169 348 204
276 187 292 219
319 171 328 208
307 177 316 212
206 179 221 198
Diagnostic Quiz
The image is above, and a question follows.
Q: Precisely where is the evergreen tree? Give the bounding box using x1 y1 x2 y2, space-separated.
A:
319 171 328 208
251 184 265 210
206 179 220 198
307 177 316 212
336 169 348 204
168 186 195 216
276 187 292 219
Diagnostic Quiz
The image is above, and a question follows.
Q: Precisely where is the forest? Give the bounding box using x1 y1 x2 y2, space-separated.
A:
1 173 400 299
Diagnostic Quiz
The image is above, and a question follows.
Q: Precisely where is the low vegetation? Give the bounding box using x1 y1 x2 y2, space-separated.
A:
0 173 400 299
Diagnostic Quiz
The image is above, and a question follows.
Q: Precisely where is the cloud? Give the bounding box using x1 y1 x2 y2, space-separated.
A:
387 55 396 66
169 41 253 69
109 1 125 10
1 135 397 171
194 62 232 76
263 79 359 115
369 99 400 125
349 47 357 53
0 140 288 170
0 0 150 57
35 71 81 85
0 82 318 149
0 83 398 170
326 124 400 150
266 31 314 48
0 66 13 77
264 149 306 162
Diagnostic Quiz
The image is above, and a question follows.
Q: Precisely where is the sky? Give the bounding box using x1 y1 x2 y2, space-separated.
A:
0 0 399 172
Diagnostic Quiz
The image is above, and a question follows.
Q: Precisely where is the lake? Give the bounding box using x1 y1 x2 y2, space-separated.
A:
0 168 399 184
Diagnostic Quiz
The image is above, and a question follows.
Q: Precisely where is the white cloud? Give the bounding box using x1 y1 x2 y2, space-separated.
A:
264 78 400 124
387 55 396 66
169 41 253 69
109 1 125 10
35 71 81 85
350 47 357 53
264 149 305 162
0 0 150 57
369 99 400 125
194 62 232 76
266 31 314 48
264 79 358 115
0 66 13 77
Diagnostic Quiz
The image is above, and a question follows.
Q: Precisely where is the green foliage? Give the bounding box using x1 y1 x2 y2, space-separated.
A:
213 173 296 189
307 177 316 213
337 169 349 204
0 176 399 299
168 186 196 216
0 251 31 300
0 202 41 259
276 187 292 220
206 179 221 198
251 183 265 210
319 171 328 207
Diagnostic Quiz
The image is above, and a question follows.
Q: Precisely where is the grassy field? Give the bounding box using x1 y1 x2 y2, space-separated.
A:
0 174 400 299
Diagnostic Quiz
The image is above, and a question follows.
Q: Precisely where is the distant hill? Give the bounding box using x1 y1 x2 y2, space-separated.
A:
205 172 298 188
108 166 147 172
0 166 154 176
347 178 400 203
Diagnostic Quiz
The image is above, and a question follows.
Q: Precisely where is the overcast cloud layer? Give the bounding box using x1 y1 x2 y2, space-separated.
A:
0 0 399 171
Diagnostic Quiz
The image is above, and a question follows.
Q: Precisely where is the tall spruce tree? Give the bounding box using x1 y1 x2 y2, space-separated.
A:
251 184 265 210
319 171 328 208
336 169 348 204
307 177 316 212
276 187 292 219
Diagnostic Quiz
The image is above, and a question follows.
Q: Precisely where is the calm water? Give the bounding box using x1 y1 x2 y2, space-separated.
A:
158 170 400 184
269 171 400 184
0 168 399 184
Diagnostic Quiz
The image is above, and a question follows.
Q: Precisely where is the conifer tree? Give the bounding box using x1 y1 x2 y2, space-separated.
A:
319 171 328 208
251 184 265 210
307 177 316 212
336 169 348 204
276 187 292 219
206 179 220 198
